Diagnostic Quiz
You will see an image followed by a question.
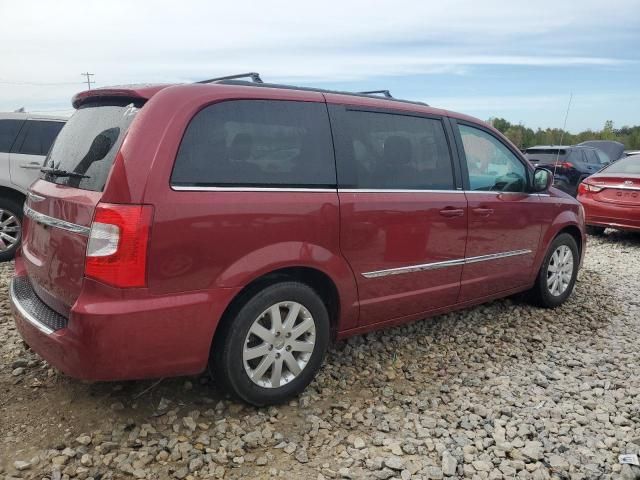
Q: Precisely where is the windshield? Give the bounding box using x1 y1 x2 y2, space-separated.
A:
602 155 640 175
41 101 140 191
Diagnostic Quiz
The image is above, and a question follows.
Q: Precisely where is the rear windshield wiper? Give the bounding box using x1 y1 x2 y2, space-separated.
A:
40 167 90 179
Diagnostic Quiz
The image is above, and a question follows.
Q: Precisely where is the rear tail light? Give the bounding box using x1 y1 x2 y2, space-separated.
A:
578 182 604 195
556 161 574 171
85 203 154 288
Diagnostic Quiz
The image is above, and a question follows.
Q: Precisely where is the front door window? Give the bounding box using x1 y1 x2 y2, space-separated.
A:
458 124 526 192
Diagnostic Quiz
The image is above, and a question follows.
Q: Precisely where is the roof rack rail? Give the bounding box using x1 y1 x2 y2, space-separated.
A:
209 78 429 107
196 72 263 84
358 90 393 98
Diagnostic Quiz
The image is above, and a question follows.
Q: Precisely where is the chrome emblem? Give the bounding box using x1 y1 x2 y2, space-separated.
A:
624 180 634 185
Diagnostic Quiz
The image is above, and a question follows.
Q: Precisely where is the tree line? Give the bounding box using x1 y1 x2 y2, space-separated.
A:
488 118 640 151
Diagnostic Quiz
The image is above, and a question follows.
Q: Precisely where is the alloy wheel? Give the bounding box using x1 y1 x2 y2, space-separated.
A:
546 245 574 296
243 301 316 388
0 209 21 252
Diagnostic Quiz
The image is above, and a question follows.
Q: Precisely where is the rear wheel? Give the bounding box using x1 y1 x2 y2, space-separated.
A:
0 197 23 262
530 233 579 308
586 225 606 236
210 281 330 406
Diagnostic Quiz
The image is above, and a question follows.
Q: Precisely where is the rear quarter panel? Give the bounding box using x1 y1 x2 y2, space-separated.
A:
131 85 359 331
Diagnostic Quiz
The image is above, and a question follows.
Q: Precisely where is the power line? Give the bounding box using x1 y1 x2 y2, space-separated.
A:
81 72 95 90
0 79 81 86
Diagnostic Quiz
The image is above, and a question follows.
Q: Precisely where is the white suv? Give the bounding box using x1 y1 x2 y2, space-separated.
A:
0 112 66 260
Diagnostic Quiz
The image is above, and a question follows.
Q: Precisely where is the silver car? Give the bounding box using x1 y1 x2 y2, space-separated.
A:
0 112 66 260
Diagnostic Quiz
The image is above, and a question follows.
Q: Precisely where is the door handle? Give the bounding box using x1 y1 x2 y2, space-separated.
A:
439 207 465 218
21 165 42 170
472 207 494 216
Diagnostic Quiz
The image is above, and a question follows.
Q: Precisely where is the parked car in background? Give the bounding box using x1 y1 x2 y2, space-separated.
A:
0 113 66 260
11 77 585 406
577 140 625 164
524 145 606 196
624 150 640 157
577 154 640 234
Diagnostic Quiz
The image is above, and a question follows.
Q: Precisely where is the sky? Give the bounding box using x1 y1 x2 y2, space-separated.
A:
1 0 639 132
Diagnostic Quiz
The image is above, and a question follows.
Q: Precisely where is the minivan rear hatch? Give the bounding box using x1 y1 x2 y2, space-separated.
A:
22 98 142 316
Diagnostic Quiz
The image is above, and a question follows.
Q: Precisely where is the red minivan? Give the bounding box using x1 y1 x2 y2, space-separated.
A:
11 75 585 405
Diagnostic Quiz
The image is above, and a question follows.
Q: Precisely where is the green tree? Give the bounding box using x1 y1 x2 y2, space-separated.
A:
489 117 511 133
601 120 615 140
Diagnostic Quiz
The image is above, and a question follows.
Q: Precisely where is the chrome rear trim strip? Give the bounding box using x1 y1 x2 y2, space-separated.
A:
362 249 532 278
27 192 46 203
24 206 91 236
600 185 640 192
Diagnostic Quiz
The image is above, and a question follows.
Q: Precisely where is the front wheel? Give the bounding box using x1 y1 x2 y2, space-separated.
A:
530 233 579 308
210 281 330 406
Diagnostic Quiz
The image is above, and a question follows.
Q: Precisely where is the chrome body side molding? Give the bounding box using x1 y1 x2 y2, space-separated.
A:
362 249 532 278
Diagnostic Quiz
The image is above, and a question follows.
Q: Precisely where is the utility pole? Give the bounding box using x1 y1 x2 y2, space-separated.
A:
81 72 95 90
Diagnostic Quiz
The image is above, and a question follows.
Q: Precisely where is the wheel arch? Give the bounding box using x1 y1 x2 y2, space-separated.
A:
556 224 583 258
212 264 356 355
0 186 26 207
535 209 585 276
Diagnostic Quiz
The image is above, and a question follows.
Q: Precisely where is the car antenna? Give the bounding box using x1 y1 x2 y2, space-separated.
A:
553 92 573 179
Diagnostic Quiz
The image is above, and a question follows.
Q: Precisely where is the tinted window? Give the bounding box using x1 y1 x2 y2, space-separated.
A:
18 121 64 156
459 124 526 192
594 149 610 164
0 119 25 153
567 150 584 163
42 102 139 191
333 110 454 190
584 149 599 165
524 148 567 165
171 100 335 187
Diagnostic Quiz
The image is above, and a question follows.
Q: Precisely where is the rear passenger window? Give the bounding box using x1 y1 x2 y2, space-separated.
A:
584 150 599 164
333 110 454 190
18 121 64 156
171 100 335 187
567 150 583 163
0 120 24 153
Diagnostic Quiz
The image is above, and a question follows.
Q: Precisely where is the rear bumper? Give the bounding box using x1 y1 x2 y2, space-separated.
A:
11 268 241 381
579 196 640 232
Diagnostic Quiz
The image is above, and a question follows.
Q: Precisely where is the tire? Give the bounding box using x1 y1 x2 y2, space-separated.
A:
0 196 23 262
530 233 579 308
586 225 606 236
210 281 330 406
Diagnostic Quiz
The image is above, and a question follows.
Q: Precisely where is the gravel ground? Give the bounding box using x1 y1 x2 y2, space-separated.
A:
1 231 640 480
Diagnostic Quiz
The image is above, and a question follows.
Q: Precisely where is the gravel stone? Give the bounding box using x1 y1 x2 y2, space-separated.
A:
2 234 640 479
13 461 30 471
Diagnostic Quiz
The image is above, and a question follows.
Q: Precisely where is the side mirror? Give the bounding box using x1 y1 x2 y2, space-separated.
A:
532 167 552 192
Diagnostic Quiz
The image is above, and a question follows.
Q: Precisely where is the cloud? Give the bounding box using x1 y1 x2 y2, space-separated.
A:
0 0 639 124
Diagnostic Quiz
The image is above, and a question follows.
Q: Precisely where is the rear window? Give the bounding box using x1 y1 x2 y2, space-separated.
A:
524 148 567 164
41 102 140 191
603 156 640 175
171 100 336 187
0 119 24 153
